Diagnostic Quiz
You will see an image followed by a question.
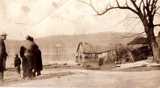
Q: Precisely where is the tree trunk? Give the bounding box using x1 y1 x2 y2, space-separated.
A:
145 26 160 62
151 42 159 62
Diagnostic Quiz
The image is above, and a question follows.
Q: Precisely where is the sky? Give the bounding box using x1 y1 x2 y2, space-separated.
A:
0 0 158 40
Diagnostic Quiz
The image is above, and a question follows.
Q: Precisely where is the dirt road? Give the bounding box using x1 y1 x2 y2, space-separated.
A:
5 68 160 88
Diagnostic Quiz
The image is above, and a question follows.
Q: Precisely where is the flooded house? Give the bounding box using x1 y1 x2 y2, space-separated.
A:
76 42 109 67
75 42 136 68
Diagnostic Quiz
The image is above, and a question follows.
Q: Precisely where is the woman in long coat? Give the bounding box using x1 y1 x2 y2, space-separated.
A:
33 46 43 76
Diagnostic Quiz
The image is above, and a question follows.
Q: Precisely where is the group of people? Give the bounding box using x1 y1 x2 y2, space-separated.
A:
19 35 43 79
0 33 43 81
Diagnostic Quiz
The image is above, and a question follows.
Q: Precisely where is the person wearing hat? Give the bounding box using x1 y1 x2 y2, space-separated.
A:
0 33 8 81
26 35 43 76
25 35 43 77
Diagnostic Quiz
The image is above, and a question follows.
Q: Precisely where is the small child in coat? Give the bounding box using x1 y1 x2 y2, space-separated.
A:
14 54 21 74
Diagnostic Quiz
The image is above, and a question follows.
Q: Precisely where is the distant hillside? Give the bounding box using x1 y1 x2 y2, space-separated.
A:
5 40 21 55
35 32 136 48
5 32 137 57
5 32 138 67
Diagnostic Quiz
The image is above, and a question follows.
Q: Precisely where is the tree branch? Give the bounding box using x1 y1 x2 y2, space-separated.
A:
78 0 139 15
79 0 159 29
97 6 139 15
130 0 141 12
154 24 160 27
139 0 143 9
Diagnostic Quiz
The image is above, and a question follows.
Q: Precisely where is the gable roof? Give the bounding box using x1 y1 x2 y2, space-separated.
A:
76 42 109 54
127 36 148 45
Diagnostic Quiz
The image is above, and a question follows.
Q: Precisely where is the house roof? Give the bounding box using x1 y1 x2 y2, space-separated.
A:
76 42 110 54
127 36 148 45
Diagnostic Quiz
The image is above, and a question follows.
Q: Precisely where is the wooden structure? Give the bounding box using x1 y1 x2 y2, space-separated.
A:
127 36 152 61
75 42 134 67
114 43 134 64
76 42 109 67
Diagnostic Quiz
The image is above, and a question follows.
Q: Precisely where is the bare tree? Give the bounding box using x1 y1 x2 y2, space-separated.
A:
80 0 160 62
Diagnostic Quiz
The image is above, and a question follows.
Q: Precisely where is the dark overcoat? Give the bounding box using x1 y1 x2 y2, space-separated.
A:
32 44 43 72
0 38 7 72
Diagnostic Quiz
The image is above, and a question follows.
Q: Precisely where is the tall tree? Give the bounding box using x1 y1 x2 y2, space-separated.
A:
80 0 160 62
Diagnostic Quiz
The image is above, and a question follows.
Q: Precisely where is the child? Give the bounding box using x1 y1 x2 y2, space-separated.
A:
14 54 21 74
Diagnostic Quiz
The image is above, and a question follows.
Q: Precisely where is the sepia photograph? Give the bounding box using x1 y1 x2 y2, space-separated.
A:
0 0 160 88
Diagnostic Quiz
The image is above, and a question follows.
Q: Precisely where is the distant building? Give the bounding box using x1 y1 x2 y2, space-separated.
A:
76 42 110 67
127 36 152 61
76 39 151 68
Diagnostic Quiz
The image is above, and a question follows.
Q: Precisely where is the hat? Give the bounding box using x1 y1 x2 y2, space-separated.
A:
1 33 7 36
26 35 34 41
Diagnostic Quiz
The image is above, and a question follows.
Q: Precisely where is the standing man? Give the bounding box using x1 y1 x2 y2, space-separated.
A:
14 54 21 74
0 33 7 81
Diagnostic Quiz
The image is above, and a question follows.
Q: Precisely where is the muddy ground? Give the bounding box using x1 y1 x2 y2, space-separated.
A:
0 61 160 88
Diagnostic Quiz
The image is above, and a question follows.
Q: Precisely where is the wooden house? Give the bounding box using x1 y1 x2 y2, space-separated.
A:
76 41 136 67
76 42 109 67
